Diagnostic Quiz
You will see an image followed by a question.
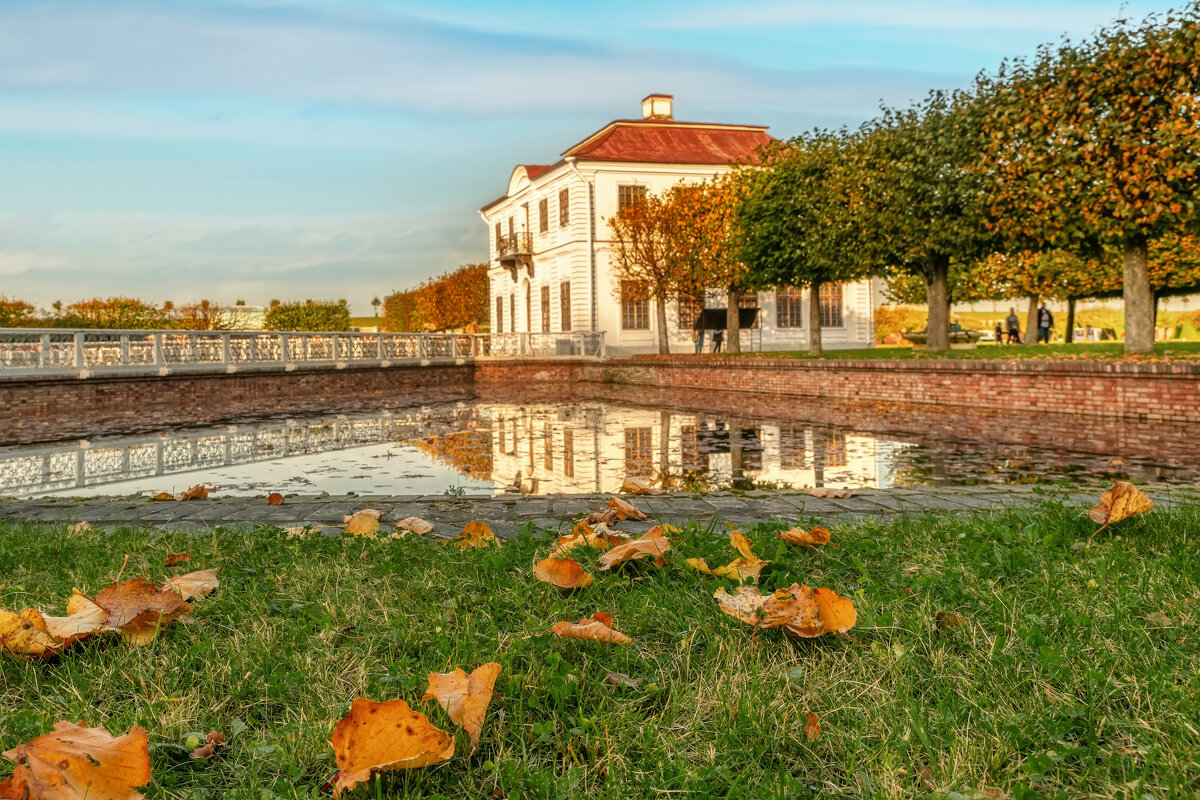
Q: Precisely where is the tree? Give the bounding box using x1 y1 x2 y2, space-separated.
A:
264 300 350 331
737 132 868 355
847 90 994 351
170 299 226 330
54 297 169 329
371 296 382 319
983 6 1200 353
0 297 36 328
381 264 489 332
608 191 681 354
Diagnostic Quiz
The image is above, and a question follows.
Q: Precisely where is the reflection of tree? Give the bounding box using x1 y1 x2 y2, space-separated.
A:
410 431 493 481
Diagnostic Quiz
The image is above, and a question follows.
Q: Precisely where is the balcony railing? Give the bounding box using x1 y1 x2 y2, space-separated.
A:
0 329 606 380
497 232 533 262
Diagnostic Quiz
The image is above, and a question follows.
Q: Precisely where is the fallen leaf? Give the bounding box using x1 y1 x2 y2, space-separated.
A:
685 531 769 583
533 556 594 589
267 492 284 505
597 526 671 571
177 485 210 501
66 521 94 535
713 585 808 629
162 568 220 601
619 478 662 495
602 672 642 690
164 552 190 567
714 583 856 638
394 517 435 536
343 509 383 538
283 526 311 539
606 496 651 521
550 612 633 644
783 586 858 638
0 721 151 800
190 732 227 760
1088 481 1154 526
330 698 454 795
151 492 174 501
779 525 831 548
805 712 821 741
585 507 619 526
935 611 967 631
445 521 500 549
72 579 192 646
0 609 62 658
806 488 853 499
549 521 629 557
420 662 502 751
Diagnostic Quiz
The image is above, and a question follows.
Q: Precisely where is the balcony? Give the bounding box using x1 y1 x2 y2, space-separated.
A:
497 231 533 279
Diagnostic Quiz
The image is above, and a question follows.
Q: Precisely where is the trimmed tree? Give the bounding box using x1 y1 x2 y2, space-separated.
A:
608 191 679 354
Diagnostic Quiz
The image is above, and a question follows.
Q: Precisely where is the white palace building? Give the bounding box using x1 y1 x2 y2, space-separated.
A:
479 94 875 355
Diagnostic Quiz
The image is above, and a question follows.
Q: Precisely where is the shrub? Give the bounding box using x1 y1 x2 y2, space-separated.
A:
264 300 350 332
53 297 169 329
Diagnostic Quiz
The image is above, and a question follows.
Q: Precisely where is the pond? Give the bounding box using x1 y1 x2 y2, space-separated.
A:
0 396 1194 499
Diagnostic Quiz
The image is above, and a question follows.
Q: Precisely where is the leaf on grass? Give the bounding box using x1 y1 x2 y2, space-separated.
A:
550 612 633 644
0 721 151 800
805 712 821 741
330 698 454 795
779 525 830 548
935 611 967 631
394 517 435 536
0 609 63 658
549 521 629 557
162 568 220 602
445 521 500 549
533 556 594 589
164 552 190 567
343 509 383 538
714 583 856 637
177 485 211 501
267 492 284 505
420 662 502 751
619 478 662 495
607 496 651 521
151 492 174 501
602 672 642 690
597 527 671 571
1087 481 1154 526
806 488 853 499
783 586 857 638
686 531 769 582
74 579 193 646
189 732 227 760
66 521 94 535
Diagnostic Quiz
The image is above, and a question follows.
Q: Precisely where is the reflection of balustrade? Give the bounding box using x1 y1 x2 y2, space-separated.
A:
0 329 606 380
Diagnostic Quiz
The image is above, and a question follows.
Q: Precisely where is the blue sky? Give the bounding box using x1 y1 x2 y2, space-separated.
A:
0 0 1176 315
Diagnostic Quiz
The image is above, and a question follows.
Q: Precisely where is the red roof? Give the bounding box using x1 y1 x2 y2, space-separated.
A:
522 164 553 180
563 120 772 165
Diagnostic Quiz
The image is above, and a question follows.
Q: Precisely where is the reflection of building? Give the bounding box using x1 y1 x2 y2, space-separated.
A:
479 94 875 355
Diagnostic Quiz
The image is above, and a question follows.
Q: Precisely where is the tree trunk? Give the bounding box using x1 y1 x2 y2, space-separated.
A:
925 260 950 351
725 289 741 354
1065 297 1076 343
1123 234 1154 354
808 280 824 356
654 291 670 355
729 421 749 490
812 427 826 489
1025 295 1039 346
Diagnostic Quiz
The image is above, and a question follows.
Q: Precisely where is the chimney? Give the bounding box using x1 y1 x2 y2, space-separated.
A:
641 93 674 121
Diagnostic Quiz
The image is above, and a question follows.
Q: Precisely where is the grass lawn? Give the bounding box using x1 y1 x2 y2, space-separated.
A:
744 341 1200 361
2 502 1198 799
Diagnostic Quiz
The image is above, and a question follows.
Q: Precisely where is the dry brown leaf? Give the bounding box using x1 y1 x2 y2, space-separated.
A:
343 509 383 538
713 585 807 629
805 712 821 741
177 485 210 501
779 525 831 548
394 517 435 536
330 698 454 795
806 487 853 499
189 732 226 760
0 721 151 800
420 662 502 751
150 492 174 501
606 496 651 521
597 526 671 571
533 556 594 589
686 531 769 583
74 579 192 646
267 492 284 505
162 568 220 602
550 612 633 644
602 672 643 690
935 611 967 632
585 508 619 526
66 521 94 535
715 583 856 637
549 521 629 557
445 521 500 549
619 478 662 495
1088 481 1154 526
164 552 190 567
783 586 858 638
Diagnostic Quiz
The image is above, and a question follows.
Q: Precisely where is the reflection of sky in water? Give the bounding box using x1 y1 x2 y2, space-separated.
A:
0 401 1194 498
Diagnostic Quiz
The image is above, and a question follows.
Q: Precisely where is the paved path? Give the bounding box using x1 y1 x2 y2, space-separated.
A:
2 485 1197 537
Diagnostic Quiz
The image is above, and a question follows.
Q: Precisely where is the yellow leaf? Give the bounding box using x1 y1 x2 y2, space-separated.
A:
445 521 500 549
1087 481 1154 526
343 509 383 538
597 527 671 570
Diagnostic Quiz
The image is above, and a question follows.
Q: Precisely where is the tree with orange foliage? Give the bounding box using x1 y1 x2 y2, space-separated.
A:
54 297 169 329
608 190 681 354
382 264 489 332
170 299 227 330
0 297 36 327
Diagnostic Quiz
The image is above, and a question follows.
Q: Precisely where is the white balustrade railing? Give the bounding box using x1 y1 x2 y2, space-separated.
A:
0 329 606 379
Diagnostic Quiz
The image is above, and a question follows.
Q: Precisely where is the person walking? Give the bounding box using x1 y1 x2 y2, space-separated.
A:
711 328 724 353
1037 302 1054 344
692 313 705 354
1005 307 1022 344
994 321 1004 344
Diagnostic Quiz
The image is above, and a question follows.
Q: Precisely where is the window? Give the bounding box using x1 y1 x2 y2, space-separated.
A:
779 426 810 470
620 281 649 330
540 285 551 332
497 418 506 453
495 296 504 333
819 283 844 328
559 188 570 226
624 427 652 478
509 295 516 332
776 286 804 328
563 428 574 478
680 424 706 475
824 431 846 468
543 423 553 471
560 281 571 331
739 292 760 329
538 198 549 234
494 222 502 250
677 294 704 331
617 184 648 211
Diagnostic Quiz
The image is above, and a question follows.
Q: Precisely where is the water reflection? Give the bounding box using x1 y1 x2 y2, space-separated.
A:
0 399 1194 499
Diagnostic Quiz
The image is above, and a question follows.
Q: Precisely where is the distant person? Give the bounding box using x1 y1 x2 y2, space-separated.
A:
711 328 724 353
994 321 1004 344
1037 302 1054 343
692 314 705 354
950 318 963 332
1006 308 1022 344
465 318 480 334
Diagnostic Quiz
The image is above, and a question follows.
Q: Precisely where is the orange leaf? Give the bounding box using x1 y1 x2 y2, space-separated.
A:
177 485 210 501
150 492 174 501
420 662 502 751
533 556 594 589
343 509 383 538
161 568 220 602
783 586 858 638
0 721 151 800
189 732 226 760
806 488 853 499
779 526 831 548
445 521 500 549
597 527 671 571
550 612 633 644
805 712 821 741
1087 481 1154 526
71 579 192 646
714 583 856 637
606 496 651 521
330 698 454 795
267 493 284 505
164 552 190 567
619 478 662 495
549 521 629 557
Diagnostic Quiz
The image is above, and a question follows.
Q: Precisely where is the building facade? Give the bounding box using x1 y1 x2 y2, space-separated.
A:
479 95 874 355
